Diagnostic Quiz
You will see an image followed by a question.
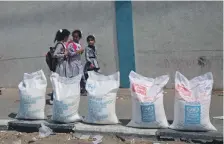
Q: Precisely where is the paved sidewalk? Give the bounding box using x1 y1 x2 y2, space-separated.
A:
0 88 223 141
0 88 223 120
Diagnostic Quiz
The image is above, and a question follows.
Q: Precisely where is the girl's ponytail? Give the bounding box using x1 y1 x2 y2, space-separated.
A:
54 29 70 43
54 29 63 43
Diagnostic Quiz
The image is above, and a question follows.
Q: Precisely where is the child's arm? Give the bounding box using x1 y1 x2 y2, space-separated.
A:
74 43 84 55
95 47 98 59
53 43 65 58
77 48 84 54
67 43 78 56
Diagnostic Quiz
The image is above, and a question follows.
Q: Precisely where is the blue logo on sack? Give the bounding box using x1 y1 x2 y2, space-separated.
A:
185 105 201 125
140 103 155 122
87 97 109 122
86 83 96 92
18 95 43 118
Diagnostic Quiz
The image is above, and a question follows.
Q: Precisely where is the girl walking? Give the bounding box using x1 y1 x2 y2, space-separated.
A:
50 29 70 104
84 35 100 80
53 29 70 77
66 30 86 94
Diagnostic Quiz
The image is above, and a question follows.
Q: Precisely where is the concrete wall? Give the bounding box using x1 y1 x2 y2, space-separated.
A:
0 2 118 87
0 1 223 89
132 1 223 89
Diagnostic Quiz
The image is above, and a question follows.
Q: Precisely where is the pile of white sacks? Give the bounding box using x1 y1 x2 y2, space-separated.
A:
16 69 217 131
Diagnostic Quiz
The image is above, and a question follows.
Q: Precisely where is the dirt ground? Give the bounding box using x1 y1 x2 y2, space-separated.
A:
0 131 123 144
0 131 188 144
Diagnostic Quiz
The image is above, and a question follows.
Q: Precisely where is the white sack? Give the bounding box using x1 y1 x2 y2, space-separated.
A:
16 70 47 119
170 71 216 131
50 73 82 123
84 71 120 124
127 71 169 128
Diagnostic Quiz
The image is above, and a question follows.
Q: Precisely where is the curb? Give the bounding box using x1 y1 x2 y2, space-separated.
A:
8 120 157 137
6 120 223 142
156 129 223 141
8 120 74 133
74 122 157 137
0 119 13 131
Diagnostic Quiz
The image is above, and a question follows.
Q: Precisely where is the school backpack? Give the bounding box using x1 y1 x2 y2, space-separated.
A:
66 40 83 54
45 42 64 72
46 47 57 72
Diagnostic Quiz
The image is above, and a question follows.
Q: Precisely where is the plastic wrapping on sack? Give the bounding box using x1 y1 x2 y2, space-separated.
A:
169 71 216 131
50 73 82 123
127 71 169 128
16 70 47 120
39 123 53 138
84 71 120 124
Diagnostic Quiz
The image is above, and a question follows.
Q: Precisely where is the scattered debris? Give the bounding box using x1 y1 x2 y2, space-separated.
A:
80 135 90 140
0 131 6 133
15 132 22 137
32 137 38 141
12 139 21 144
78 142 92 144
92 135 103 144
130 138 135 144
116 135 126 142
71 133 103 144
72 133 82 139
38 123 53 138
28 137 38 144
92 140 102 144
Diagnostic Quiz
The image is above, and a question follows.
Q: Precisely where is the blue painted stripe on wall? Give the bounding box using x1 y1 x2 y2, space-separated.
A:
115 1 136 88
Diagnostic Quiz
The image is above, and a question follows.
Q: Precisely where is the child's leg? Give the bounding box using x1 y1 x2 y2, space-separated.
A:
49 91 53 105
83 63 89 81
78 63 87 94
84 72 89 80
80 79 86 91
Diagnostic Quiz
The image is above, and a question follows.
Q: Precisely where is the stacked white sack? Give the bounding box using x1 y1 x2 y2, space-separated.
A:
170 71 216 131
84 71 120 124
16 70 47 120
50 73 82 123
127 71 169 128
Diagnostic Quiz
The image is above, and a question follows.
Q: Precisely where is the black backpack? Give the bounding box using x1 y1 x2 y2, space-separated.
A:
46 42 64 72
